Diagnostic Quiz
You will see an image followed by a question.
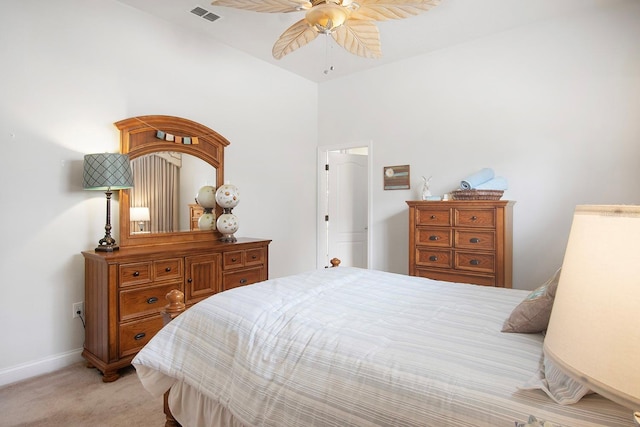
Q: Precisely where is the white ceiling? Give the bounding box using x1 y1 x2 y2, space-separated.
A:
115 0 614 83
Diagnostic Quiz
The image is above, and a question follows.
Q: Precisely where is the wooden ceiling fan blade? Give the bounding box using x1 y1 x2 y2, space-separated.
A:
211 0 311 13
350 0 441 21
331 20 382 59
272 19 319 59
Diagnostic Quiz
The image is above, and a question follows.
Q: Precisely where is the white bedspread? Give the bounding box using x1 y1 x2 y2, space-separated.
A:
133 267 634 426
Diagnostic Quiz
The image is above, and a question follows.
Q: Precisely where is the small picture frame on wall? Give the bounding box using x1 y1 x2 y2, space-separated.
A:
384 165 410 190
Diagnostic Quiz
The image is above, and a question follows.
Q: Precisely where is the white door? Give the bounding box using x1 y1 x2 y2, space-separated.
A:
320 149 369 268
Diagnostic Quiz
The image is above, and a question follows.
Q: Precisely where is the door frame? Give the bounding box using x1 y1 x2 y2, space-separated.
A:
316 140 373 269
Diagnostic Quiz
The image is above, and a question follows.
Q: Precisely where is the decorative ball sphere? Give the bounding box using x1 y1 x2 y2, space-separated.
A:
216 213 239 235
195 185 216 208
198 212 216 231
215 183 240 209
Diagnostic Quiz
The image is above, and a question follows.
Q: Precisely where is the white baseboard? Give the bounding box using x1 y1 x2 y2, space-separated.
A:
0 349 84 387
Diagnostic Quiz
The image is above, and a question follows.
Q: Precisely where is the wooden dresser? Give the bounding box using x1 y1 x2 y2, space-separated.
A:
188 204 204 231
407 200 514 288
82 238 270 382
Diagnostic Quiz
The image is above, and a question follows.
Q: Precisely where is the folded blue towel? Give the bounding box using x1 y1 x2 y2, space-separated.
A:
460 168 494 190
475 176 508 190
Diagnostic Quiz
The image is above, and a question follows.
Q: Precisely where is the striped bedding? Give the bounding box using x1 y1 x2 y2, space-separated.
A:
133 267 634 426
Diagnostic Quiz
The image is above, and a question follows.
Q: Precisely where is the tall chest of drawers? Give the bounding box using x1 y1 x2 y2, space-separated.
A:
407 200 514 288
82 238 270 382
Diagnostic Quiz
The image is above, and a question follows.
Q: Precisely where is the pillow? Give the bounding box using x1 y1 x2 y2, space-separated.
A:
501 268 561 333
519 353 592 405
515 415 565 427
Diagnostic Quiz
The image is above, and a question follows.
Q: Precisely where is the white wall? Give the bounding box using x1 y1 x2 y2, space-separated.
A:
318 1 640 290
0 0 317 384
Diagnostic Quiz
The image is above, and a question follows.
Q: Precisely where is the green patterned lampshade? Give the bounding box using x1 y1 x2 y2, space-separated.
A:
83 153 134 190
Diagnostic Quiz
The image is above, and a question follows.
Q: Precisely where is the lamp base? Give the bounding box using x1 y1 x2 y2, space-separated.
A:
219 234 237 243
95 191 119 252
95 244 120 252
96 234 120 251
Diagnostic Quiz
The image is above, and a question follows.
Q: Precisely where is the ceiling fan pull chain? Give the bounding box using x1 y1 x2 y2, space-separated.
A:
323 35 335 75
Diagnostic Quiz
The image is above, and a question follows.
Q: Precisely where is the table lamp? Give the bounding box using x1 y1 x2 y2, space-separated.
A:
83 153 134 251
130 207 150 232
544 205 640 424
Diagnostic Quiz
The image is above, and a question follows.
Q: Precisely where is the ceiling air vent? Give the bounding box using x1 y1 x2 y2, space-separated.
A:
190 6 221 23
202 12 220 22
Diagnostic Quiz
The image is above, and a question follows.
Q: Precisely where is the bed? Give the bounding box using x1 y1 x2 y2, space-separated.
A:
132 266 635 426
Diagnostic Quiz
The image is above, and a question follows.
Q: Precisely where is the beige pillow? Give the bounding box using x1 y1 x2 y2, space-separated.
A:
502 268 561 333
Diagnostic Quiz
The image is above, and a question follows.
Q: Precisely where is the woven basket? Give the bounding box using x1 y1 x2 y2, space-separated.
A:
450 189 504 200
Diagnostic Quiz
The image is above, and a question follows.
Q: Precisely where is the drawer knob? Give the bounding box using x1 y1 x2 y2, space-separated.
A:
134 332 146 341
430 215 437 220
471 216 478 221
429 255 438 262
187 278 193 283
429 235 439 241
239 278 247 284
165 267 171 272
470 237 480 243
147 297 158 304
231 258 237 262
251 255 257 260
133 271 140 277
470 259 480 266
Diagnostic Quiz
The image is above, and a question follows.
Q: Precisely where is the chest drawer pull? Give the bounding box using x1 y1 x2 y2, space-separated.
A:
470 259 480 266
133 271 140 277
470 237 480 243
430 215 437 220
251 255 257 260
146 297 158 304
239 278 247 284
165 267 171 272
231 258 238 262
429 235 439 241
187 278 193 283
471 216 478 221
134 332 146 340
429 255 438 262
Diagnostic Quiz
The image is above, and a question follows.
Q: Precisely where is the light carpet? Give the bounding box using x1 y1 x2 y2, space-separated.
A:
0 362 165 426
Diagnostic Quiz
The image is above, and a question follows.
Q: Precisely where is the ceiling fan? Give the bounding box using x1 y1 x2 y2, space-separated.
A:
210 0 441 60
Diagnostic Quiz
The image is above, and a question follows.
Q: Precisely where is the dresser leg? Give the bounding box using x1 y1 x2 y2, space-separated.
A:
101 369 120 383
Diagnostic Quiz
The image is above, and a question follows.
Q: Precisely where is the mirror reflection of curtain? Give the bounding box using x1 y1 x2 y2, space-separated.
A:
130 154 180 233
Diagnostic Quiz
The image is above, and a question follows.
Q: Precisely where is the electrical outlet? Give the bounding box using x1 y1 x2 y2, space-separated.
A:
73 302 84 319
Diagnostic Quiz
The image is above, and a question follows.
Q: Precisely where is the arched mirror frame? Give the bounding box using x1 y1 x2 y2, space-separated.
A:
116 115 229 248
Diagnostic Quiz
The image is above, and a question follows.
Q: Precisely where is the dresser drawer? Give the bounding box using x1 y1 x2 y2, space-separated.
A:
415 228 452 247
416 207 451 226
119 262 152 287
455 251 495 273
245 248 266 266
223 248 266 270
222 267 263 291
119 315 164 358
454 230 495 250
415 248 452 268
223 251 244 269
454 209 495 228
119 282 180 322
153 258 183 282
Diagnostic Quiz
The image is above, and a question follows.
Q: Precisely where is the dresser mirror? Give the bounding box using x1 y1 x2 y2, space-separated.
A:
116 115 229 248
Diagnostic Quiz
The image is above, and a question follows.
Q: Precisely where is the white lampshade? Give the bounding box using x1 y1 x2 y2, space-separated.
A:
130 207 150 222
215 183 240 209
195 185 217 209
544 205 640 412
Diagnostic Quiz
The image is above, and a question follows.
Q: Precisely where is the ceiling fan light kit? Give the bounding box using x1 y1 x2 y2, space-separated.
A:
306 2 349 34
210 0 441 59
